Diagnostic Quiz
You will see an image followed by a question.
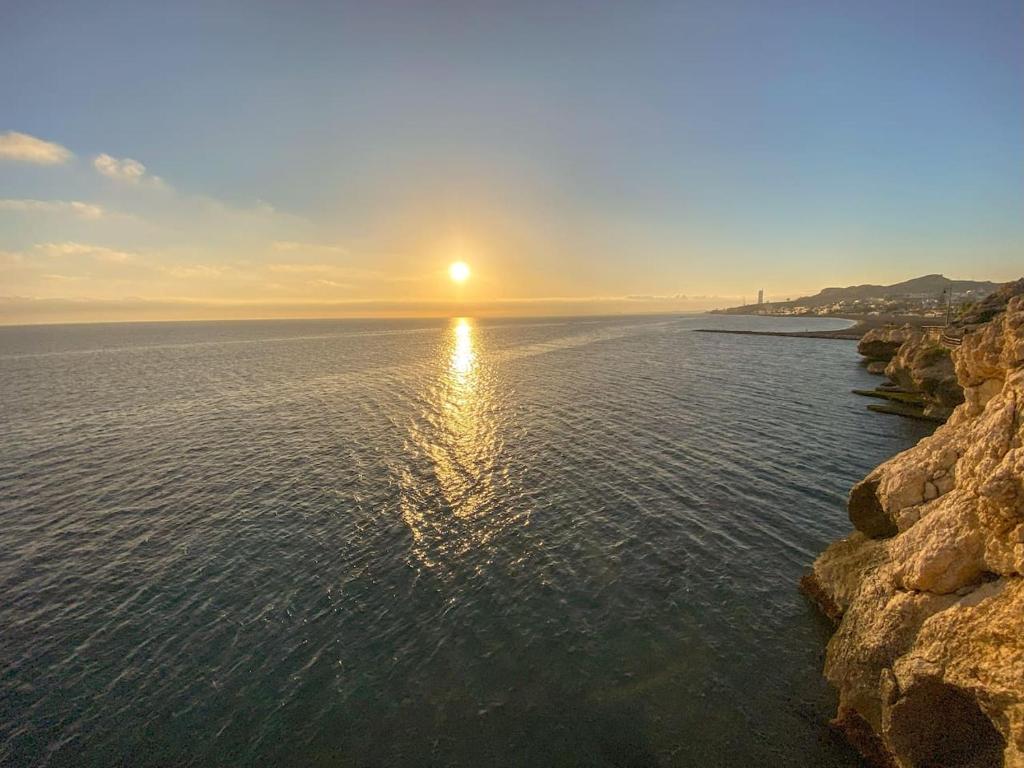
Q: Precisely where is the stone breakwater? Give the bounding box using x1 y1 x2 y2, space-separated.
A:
802 295 1024 767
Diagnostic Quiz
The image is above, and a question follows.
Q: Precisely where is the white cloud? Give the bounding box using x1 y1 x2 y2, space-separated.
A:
93 153 166 187
0 131 73 165
35 242 136 263
0 199 105 220
68 202 105 220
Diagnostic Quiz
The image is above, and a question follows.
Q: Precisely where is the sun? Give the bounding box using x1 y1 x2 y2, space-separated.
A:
448 261 471 284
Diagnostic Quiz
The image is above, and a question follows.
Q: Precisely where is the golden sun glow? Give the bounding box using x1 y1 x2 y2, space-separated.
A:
448 261 471 284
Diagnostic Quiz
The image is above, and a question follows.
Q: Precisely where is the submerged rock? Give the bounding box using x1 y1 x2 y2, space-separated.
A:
803 293 1024 767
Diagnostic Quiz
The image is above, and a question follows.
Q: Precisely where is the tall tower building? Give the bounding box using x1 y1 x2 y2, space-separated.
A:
757 289 764 305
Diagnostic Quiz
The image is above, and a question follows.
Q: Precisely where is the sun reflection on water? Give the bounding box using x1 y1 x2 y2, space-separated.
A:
436 317 489 520
399 318 527 573
451 318 474 377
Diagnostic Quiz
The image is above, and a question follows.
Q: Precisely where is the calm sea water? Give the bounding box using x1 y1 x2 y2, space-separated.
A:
0 314 932 767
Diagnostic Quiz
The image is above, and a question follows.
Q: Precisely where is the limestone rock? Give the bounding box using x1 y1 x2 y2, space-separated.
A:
956 296 1024 388
849 475 897 538
857 324 965 420
801 532 888 620
958 278 1024 327
885 331 964 418
804 285 1024 767
859 325 915 362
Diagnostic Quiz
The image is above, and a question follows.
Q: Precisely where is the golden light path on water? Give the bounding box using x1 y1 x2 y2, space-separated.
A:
451 318 474 376
400 318 524 574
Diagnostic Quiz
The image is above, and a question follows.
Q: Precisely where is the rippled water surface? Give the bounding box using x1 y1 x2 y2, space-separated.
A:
0 314 933 767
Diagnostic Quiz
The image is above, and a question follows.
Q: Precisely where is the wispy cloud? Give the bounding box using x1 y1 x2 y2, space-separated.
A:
159 264 225 279
0 131 73 165
272 241 347 255
266 262 383 281
0 198 105 220
35 242 136 263
93 153 166 187
266 263 337 274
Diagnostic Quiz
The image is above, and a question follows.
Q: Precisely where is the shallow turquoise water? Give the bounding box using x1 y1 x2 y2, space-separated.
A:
0 314 931 766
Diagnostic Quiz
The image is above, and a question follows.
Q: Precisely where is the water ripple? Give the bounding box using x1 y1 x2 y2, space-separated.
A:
0 314 930 767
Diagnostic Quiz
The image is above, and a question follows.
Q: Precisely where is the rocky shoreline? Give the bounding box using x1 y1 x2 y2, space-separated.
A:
852 281 1024 425
801 289 1024 767
855 326 963 421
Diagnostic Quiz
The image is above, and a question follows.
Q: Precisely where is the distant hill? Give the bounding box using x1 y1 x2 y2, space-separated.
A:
721 274 1001 313
800 274 1000 307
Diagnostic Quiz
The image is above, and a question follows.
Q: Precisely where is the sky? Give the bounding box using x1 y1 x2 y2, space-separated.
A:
1 0 1022 323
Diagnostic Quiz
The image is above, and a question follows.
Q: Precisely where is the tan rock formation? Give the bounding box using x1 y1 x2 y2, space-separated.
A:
859 326 916 362
803 294 1024 767
856 325 964 418
867 360 889 375
884 332 964 419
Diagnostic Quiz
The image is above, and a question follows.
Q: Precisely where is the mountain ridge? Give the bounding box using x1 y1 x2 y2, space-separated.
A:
809 274 999 303
719 274 1002 313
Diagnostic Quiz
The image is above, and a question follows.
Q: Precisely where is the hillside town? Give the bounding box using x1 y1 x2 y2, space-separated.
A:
717 274 999 320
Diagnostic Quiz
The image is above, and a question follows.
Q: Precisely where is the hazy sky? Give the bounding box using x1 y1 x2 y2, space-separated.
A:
1 0 1021 323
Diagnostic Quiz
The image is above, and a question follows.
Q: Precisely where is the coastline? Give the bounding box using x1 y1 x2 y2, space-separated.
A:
800 292 1024 766
693 325 865 340
693 313 931 341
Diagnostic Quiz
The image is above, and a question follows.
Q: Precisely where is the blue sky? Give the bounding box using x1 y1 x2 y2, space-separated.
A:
1 0 1021 321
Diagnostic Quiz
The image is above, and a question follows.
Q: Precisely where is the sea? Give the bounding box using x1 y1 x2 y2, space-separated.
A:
0 314 933 767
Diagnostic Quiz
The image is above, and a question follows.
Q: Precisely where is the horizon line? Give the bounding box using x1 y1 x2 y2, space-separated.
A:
0 308 722 329
0 293 741 327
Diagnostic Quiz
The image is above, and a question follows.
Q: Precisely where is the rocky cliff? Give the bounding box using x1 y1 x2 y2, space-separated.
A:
858 326 916 364
803 294 1024 767
884 332 964 419
857 326 963 419
960 279 1024 327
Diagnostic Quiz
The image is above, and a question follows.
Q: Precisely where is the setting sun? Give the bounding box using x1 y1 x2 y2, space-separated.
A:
448 261 471 284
